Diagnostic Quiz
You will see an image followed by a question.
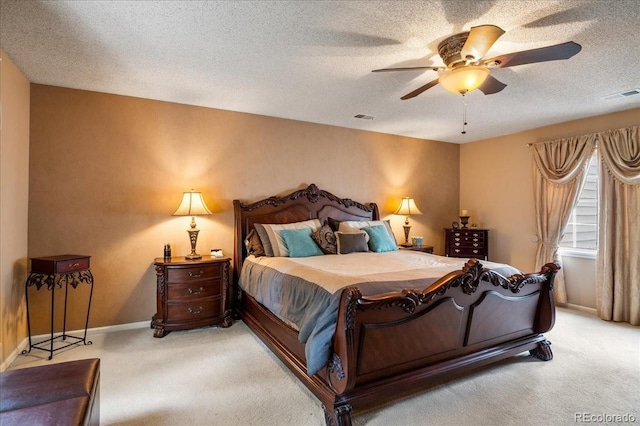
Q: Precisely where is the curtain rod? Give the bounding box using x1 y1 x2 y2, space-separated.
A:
525 125 637 147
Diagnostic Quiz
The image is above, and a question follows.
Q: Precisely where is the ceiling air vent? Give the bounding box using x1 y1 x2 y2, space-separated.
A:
353 114 374 120
602 88 640 101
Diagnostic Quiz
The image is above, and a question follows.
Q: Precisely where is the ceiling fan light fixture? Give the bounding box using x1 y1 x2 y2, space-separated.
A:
439 66 490 94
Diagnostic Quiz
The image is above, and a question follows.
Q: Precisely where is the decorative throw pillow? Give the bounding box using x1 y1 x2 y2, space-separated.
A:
254 219 322 257
311 224 337 254
244 228 265 257
335 231 369 254
280 228 324 258
339 220 398 247
362 225 398 252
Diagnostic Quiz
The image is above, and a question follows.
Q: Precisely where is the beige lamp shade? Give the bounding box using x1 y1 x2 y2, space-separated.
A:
439 66 490 94
395 197 423 216
173 190 212 217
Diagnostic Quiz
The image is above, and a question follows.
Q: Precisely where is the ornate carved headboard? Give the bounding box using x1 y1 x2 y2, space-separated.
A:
232 183 379 279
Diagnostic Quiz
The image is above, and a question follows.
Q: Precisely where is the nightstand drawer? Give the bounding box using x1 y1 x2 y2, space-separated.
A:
31 255 91 274
167 281 221 300
167 299 220 321
166 265 221 283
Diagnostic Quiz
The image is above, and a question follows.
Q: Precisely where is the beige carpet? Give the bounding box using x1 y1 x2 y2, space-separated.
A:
8 307 639 426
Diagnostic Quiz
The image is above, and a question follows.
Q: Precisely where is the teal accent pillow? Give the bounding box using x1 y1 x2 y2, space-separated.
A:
362 225 398 252
280 228 324 257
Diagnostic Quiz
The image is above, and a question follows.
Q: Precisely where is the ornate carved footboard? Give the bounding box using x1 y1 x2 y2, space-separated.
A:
233 184 560 426
323 258 559 425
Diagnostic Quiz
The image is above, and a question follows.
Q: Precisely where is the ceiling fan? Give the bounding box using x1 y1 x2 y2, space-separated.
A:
372 25 582 100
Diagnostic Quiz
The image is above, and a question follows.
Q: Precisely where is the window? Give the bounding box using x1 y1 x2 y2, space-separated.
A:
559 151 598 253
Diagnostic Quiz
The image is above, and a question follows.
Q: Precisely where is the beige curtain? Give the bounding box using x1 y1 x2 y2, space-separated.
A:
596 125 640 325
532 134 596 303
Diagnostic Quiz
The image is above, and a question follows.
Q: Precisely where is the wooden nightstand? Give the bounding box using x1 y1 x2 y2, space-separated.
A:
400 245 434 254
152 256 231 337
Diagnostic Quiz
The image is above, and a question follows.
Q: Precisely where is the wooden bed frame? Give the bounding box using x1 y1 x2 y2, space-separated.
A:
233 184 559 426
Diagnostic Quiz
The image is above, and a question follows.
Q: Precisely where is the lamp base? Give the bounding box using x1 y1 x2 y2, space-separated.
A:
402 224 412 247
186 228 201 260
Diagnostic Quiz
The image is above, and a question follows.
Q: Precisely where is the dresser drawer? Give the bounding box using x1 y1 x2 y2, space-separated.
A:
450 240 485 248
451 247 485 257
167 281 221 300
167 299 220 321
166 264 222 283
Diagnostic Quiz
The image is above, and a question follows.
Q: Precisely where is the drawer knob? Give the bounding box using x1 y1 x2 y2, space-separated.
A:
188 287 204 295
188 270 204 278
188 307 203 315
454 249 460 253
473 250 478 254
455 242 460 246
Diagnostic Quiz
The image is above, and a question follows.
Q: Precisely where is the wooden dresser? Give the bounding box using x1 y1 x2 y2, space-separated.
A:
152 256 231 337
444 228 489 260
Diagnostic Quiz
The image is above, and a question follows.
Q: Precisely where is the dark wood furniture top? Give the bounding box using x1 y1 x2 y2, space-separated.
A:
400 245 434 254
233 184 559 426
445 228 489 260
152 256 231 337
30 254 91 275
0 358 100 426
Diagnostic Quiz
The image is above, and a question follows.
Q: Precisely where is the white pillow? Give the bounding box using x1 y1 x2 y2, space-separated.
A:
336 224 370 242
254 219 322 257
339 220 397 246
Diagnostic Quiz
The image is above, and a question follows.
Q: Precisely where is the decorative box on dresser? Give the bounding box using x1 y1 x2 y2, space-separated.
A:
152 256 232 337
445 228 489 260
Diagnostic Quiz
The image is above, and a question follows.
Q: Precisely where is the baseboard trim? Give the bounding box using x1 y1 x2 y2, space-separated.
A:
557 302 597 316
1 320 149 372
1 341 27 372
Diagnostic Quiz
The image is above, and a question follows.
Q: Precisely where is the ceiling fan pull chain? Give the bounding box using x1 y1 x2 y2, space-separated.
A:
461 93 468 134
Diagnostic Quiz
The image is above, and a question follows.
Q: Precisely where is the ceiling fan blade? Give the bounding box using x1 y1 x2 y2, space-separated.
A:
461 25 505 61
485 41 581 68
400 79 440 100
372 66 442 73
478 75 507 95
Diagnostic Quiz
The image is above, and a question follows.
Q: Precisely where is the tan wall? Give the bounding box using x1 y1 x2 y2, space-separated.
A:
460 108 639 274
0 51 30 369
28 84 460 333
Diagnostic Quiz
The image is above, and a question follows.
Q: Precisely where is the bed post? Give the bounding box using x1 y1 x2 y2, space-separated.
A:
232 199 245 319
530 262 560 361
323 403 353 426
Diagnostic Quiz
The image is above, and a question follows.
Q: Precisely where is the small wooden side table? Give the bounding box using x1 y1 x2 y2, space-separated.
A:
22 254 94 360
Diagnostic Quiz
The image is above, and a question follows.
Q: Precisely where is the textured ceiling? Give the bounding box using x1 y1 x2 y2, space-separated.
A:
1 0 639 143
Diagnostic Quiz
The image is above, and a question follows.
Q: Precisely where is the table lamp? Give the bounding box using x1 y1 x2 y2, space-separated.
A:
395 197 423 247
173 189 212 259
